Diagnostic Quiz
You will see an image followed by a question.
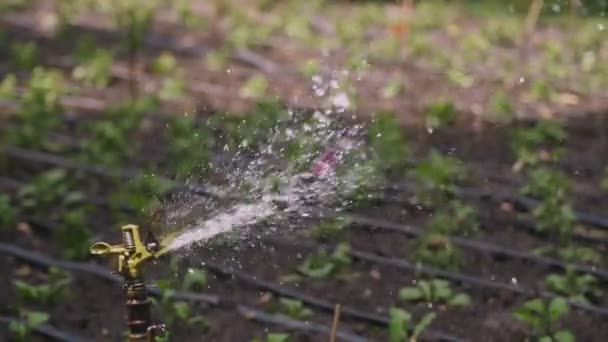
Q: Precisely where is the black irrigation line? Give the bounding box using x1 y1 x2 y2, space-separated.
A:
3 148 608 276
345 214 608 281
0 242 221 306
6 145 608 234
205 262 464 342
391 182 608 231
264 238 608 317
0 243 375 342
0 316 85 342
236 305 369 342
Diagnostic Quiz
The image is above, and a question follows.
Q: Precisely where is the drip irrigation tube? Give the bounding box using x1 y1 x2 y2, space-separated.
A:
0 243 221 306
0 243 370 341
0 316 85 342
345 214 608 281
265 238 608 317
205 262 464 342
236 305 369 342
6 146 608 234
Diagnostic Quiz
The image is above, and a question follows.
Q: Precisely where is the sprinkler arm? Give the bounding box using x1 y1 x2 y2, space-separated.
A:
90 225 164 279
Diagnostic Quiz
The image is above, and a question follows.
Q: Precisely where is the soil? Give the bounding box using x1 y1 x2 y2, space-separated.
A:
1 1 608 342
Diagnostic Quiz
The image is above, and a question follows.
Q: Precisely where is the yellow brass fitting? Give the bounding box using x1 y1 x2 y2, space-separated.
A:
90 225 161 279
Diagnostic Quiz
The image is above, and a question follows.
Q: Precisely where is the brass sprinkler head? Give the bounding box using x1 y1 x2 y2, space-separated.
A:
90 225 166 341
90 225 163 279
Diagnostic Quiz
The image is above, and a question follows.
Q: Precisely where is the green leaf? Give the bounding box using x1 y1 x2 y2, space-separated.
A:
399 287 423 302
388 307 411 342
548 297 569 323
183 269 207 292
26 311 49 327
553 330 575 342
267 333 290 342
448 293 471 307
412 312 436 340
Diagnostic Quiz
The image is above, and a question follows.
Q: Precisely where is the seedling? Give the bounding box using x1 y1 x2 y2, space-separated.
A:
309 217 351 240
513 298 574 342
424 100 457 132
380 78 406 99
11 67 64 148
72 48 114 88
388 307 436 342
0 193 17 233
278 298 312 320
0 73 17 100
487 91 514 123
427 201 479 235
546 268 602 305
240 73 269 100
399 279 471 307
512 120 566 171
294 243 353 280
167 114 210 178
10 41 38 70
56 208 93 260
368 111 409 172
18 169 83 220
520 168 575 239
110 171 174 221
414 233 462 271
13 268 72 305
182 268 208 292
151 286 208 330
252 333 290 342
8 310 49 342
411 150 465 206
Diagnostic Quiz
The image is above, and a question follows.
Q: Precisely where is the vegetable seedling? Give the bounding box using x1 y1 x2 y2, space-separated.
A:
388 307 436 342
513 298 574 342
399 278 471 307
368 111 409 172
278 298 313 320
546 268 602 306
8 310 49 342
13 268 72 305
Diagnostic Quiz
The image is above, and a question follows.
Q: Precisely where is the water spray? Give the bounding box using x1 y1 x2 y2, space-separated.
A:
90 225 167 341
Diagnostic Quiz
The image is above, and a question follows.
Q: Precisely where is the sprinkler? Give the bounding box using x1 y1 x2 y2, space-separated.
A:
90 225 167 342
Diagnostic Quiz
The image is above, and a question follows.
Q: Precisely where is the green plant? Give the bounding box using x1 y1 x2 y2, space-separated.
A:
368 111 409 172
520 168 575 239
240 73 269 99
399 279 471 307
13 268 72 305
411 150 465 205
487 91 514 123
294 243 353 280
82 96 156 167
512 120 566 171
380 78 406 99
278 298 312 320
0 73 17 100
8 310 49 342
73 48 114 88
151 285 209 330
110 171 174 221
11 67 64 148
56 208 93 260
18 169 83 220
546 268 601 305
10 41 38 70
414 233 461 271
388 307 436 342
513 298 574 342
182 268 208 292
167 114 210 177
0 193 17 232
427 201 479 235
252 333 290 342
425 100 457 132
309 217 350 240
